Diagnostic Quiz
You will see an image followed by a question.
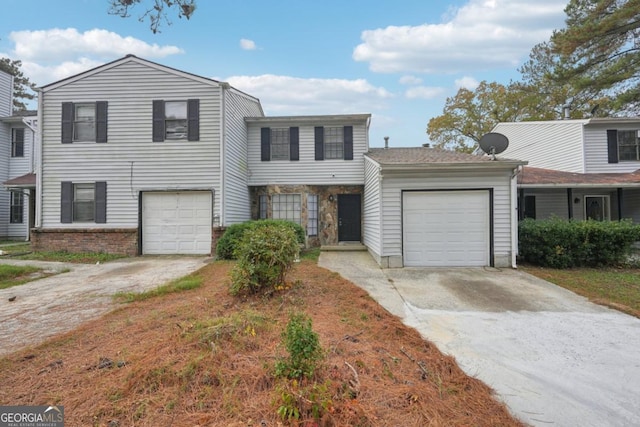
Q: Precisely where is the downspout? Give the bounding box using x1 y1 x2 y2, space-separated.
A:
510 165 524 268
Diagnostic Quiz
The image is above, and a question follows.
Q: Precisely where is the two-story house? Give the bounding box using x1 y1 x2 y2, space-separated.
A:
494 119 640 223
0 69 37 241
31 55 524 268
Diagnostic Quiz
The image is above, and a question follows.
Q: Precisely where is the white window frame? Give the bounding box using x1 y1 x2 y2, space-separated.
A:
272 194 301 225
307 194 318 236
165 101 188 140
73 183 96 222
270 128 290 160
324 126 344 159
584 195 610 221
74 103 96 142
11 128 24 158
617 130 640 161
10 191 24 224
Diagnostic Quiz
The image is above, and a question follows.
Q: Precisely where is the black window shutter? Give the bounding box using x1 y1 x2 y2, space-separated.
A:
152 100 165 142
187 99 200 141
14 129 24 157
607 129 619 163
96 101 108 143
261 127 271 161
290 127 299 161
61 181 73 223
344 126 353 160
61 102 74 143
95 181 107 223
314 127 324 160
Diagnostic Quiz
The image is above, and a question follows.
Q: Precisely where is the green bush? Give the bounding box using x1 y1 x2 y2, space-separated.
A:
519 218 640 268
216 219 305 260
229 223 299 295
275 313 323 380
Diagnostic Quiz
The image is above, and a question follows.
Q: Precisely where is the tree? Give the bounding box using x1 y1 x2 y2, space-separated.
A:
0 58 37 112
108 0 197 33
550 0 640 114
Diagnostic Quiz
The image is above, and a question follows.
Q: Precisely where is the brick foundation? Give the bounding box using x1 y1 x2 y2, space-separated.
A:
31 228 138 256
212 226 226 255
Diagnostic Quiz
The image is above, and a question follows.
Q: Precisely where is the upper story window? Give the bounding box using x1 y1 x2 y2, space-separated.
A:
61 101 108 143
260 127 299 161
617 130 640 161
11 128 24 157
153 99 200 142
315 126 353 161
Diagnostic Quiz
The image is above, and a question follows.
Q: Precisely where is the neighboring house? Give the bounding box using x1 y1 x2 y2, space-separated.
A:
494 119 640 223
32 55 524 268
0 69 37 241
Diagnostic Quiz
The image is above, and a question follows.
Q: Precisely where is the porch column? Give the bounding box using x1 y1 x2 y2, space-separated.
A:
618 188 623 221
567 188 573 219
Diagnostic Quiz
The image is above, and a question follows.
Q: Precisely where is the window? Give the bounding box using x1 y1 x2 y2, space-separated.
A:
523 195 536 219
314 126 353 160
307 194 318 236
324 127 344 159
153 99 199 142
272 194 301 224
61 181 107 224
10 192 23 224
585 195 610 221
11 128 24 157
618 130 640 161
271 128 290 160
259 195 268 219
61 101 107 143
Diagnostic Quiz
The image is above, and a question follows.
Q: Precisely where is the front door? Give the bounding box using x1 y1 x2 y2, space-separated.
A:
338 194 361 242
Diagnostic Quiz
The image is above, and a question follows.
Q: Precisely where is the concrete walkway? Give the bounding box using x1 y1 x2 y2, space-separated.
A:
319 251 640 427
0 256 209 356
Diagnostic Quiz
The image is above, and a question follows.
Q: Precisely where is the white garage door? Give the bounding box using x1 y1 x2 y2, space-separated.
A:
403 190 489 267
142 191 212 255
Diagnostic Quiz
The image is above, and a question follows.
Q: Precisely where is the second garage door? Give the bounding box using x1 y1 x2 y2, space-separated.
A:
142 191 212 255
403 190 490 267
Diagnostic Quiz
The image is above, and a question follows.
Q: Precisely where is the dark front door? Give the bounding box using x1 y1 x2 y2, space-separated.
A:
338 194 361 242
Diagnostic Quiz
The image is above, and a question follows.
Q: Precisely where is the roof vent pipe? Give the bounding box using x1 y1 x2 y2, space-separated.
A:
384 136 389 149
423 143 430 148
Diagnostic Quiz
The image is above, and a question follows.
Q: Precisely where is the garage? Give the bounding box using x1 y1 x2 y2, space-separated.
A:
403 190 490 267
142 191 212 255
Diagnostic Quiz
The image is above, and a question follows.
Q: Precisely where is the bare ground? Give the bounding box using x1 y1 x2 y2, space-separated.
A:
0 260 523 426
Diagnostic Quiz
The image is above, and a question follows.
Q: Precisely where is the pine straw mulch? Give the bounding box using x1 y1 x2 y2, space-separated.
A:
0 260 524 427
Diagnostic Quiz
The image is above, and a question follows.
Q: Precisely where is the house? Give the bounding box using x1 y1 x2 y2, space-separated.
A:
494 119 640 222
0 69 37 241
31 55 524 268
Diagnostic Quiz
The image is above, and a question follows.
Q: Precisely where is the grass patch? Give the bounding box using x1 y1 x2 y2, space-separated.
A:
0 243 31 255
0 264 43 290
523 266 640 317
300 248 320 262
114 276 203 303
13 250 126 264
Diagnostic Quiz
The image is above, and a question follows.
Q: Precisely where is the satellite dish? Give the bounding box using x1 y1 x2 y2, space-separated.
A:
479 132 509 160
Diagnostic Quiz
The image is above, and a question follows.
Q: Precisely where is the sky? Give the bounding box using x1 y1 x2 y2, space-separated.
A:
0 0 569 148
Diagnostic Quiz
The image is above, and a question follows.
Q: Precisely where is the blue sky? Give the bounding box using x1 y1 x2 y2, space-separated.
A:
0 0 569 147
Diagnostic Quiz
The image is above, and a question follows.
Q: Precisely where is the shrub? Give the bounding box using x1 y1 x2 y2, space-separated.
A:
275 313 323 379
216 219 305 260
229 223 299 295
519 218 640 268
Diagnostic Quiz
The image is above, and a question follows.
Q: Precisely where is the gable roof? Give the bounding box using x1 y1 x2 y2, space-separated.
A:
366 147 525 170
519 166 640 188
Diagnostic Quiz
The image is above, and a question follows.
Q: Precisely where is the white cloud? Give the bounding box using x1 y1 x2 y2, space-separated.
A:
399 75 423 85
240 38 257 50
226 74 393 115
353 0 566 74
405 86 446 99
455 76 480 90
10 28 183 62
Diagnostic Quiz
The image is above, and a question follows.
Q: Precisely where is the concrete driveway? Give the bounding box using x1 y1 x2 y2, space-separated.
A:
319 251 640 427
0 256 209 357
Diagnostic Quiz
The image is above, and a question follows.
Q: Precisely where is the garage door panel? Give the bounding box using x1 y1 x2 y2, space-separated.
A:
403 191 489 267
143 192 212 255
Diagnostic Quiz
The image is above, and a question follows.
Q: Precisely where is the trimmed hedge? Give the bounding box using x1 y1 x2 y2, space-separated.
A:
518 218 640 268
216 219 305 260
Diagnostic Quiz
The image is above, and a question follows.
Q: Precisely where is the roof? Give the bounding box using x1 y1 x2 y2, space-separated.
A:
3 173 36 189
245 114 371 124
365 147 525 170
519 167 640 188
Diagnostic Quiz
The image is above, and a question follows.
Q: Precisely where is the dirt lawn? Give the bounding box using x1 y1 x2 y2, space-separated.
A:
0 260 523 426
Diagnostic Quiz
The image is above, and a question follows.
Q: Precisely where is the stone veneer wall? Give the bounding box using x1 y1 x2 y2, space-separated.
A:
249 185 364 246
31 228 138 256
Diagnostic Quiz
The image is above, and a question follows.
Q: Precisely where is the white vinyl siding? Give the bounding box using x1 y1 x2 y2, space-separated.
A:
378 170 513 267
584 124 640 173
495 120 587 173
39 59 223 229
363 156 382 258
0 70 11 116
222 89 263 225
246 120 368 186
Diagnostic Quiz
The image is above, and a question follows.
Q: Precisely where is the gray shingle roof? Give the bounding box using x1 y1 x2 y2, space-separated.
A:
366 147 493 164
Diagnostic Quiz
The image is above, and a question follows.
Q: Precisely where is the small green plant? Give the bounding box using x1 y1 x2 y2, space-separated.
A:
216 219 305 260
276 380 333 422
229 223 299 295
114 276 202 302
275 313 323 379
